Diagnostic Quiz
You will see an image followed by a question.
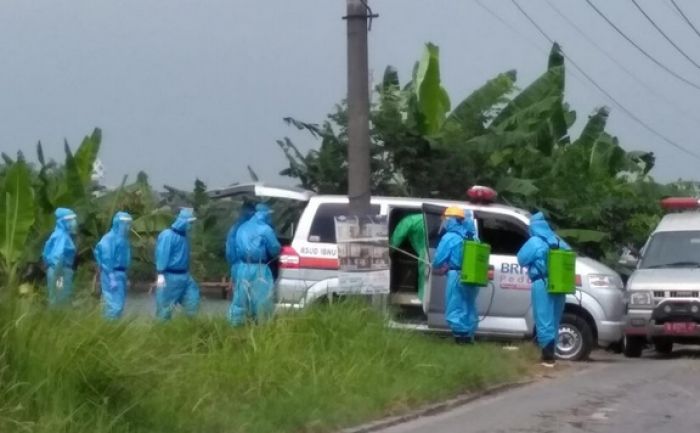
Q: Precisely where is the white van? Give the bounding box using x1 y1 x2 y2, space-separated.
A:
209 183 625 361
623 197 700 357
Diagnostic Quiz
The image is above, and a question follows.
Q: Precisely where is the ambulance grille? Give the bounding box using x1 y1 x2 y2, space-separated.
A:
653 290 700 298
670 291 699 298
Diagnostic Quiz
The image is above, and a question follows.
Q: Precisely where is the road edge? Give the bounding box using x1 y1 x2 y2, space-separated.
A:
338 378 535 433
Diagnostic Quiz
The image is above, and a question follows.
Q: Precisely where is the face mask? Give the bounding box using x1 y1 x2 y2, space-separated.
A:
67 219 78 234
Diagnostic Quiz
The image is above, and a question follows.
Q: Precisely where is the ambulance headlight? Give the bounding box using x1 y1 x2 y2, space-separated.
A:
588 274 624 290
629 291 652 306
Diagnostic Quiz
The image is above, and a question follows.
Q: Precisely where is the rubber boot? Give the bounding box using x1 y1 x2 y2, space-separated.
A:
454 334 470 345
541 342 556 367
455 334 475 345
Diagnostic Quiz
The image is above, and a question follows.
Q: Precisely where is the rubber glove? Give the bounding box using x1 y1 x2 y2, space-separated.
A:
109 273 118 290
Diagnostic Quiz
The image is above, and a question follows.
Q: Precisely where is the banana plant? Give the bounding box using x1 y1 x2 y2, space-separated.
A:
23 129 103 278
413 43 451 135
273 40 677 264
0 161 35 290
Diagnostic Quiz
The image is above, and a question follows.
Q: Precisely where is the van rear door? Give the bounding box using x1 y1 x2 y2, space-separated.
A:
208 183 314 282
207 183 315 201
421 203 449 328
208 182 314 244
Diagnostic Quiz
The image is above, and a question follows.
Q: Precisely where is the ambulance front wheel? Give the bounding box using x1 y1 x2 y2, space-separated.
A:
556 313 594 361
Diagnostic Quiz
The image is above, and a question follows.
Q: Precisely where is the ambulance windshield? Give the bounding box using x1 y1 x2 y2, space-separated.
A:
640 231 700 269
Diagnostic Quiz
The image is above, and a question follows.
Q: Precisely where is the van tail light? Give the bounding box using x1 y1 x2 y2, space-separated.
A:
279 246 300 269
576 274 582 287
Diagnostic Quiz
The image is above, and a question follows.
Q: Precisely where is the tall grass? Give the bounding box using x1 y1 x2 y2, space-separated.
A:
0 301 535 433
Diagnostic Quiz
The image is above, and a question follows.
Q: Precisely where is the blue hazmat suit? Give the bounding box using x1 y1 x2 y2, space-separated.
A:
94 212 132 319
432 214 481 339
229 203 281 326
225 202 256 273
226 203 256 318
42 208 78 306
517 212 572 349
154 209 200 320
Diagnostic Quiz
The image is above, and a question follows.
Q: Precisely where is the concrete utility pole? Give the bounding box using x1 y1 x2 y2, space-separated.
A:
344 0 376 216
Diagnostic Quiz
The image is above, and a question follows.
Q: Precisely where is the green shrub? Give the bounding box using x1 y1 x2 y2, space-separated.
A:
0 301 535 433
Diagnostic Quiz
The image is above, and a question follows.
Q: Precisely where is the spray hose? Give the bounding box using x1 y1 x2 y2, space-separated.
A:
388 244 432 266
388 244 497 321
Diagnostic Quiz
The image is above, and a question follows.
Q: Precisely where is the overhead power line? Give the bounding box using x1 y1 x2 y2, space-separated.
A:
631 0 700 69
584 0 700 92
664 0 682 18
510 0 700 161
669 0 700 40
545 0 700 124
472 0 587 87
473 0 548 56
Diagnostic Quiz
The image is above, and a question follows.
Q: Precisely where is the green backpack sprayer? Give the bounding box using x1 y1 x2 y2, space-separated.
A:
547 247 576 294
460 240 491 286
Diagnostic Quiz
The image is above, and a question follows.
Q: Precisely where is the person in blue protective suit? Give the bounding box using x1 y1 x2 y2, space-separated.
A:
154 208 200 320
225 201 256 289
432 207 481 344
229 203 281 326
94 211 133 319
42 208 78 306
517 212 571 367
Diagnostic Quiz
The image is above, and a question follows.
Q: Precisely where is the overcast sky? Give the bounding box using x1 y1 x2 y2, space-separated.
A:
2 0 700 190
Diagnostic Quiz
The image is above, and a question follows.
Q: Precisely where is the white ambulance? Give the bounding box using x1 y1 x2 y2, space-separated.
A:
623 197 700 357
209 183 625 361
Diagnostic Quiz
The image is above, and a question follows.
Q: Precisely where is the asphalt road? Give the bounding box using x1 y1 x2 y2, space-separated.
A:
377 350 700 433
122 293 700 432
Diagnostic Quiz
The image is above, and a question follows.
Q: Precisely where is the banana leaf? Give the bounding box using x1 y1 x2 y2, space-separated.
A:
444 70 516 135
414 43 451 135
0 162 35 285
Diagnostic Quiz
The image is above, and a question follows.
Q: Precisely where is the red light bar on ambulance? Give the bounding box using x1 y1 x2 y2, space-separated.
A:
660 197 700 211
467 185 497 204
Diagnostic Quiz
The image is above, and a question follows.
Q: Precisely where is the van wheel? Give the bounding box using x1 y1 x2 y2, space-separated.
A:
654 339 673 355
623 336 645 358
557 313 593 361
